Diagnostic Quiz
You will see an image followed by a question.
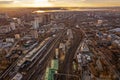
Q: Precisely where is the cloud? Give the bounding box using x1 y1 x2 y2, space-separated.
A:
0 0 120 7
0 0 14 4
49 0 87 2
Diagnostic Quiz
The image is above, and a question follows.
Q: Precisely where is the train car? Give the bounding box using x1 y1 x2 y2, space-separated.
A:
16 37 52 68
17 58 26 67
11 73 23 80
28 42 38 50
27 45 47 61
25 48 37 58
25 37 52 62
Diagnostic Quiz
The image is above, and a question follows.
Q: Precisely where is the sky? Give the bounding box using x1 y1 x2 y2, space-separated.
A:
0 0 120 7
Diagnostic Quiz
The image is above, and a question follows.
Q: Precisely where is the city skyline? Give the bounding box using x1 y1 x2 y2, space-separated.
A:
0 2 120 80
0 0 120 7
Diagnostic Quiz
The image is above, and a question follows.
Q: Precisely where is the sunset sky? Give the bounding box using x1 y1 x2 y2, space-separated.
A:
0 0 120 7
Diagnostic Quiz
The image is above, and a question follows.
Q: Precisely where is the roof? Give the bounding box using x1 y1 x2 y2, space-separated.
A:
51 59 58 70
11 73 23 80
45 59 58 80
110 28 120 32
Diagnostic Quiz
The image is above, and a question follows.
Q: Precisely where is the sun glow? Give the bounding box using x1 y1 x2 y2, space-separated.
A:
0 0 120 7
32 10 45 13
34 0 53 7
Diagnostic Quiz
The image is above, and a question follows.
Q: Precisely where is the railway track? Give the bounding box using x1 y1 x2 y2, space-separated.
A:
29 30 66 80
57 28 84 80
22 30 66 80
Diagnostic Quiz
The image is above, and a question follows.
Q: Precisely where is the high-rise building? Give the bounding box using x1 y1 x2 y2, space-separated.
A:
97 20 103 26
17 19 21 24
67 29 73 39
10 22 16 30
31 30 39 39
0 13 9 18
15 34 20 39
98 20 103 24
33 18 39 29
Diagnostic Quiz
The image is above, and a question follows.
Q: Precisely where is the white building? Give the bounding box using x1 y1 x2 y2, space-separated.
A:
15 34 20 39
10 22 16 30
6 38 14 43
67 29 73 39
98 20 103 24
0 13 9 18
96 20 103 26
0 25 11 33
33 18 39 29
17 18 21 24
11 73 23 80
31 30 39 39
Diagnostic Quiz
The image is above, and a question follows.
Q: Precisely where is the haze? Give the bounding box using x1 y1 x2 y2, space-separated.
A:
0 0 120 7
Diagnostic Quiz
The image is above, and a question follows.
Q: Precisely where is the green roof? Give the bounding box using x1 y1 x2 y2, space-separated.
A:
45 59 58 80
51 59 58 70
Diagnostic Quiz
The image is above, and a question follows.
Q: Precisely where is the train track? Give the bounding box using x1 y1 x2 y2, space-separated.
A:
57 28 84 80
29 30 66 80
22 30 66 80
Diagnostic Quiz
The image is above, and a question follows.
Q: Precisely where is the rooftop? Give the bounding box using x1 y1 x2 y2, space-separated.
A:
110 28 120 32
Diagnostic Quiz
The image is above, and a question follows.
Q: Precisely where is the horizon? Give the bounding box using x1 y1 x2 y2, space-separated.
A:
0 6 120 8
0 0 120 7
